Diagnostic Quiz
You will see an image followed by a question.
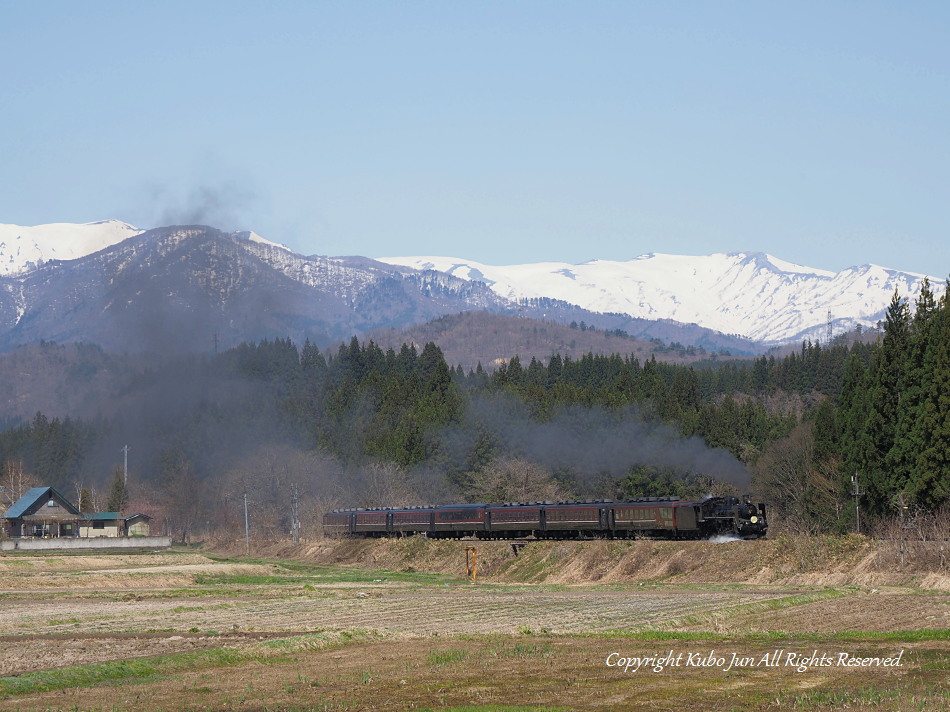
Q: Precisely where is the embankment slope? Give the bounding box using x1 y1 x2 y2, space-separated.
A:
214 535 950 590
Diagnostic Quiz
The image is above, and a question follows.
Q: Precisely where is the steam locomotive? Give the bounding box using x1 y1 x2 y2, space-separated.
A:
323 495 767 540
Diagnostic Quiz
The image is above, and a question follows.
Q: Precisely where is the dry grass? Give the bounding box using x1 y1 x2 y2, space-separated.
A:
0 541 947 711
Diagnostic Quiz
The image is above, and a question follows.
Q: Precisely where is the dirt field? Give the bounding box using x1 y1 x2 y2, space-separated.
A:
0 539 947 711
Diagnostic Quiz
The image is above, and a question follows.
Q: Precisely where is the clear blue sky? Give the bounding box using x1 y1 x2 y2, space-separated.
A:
2 1 948 275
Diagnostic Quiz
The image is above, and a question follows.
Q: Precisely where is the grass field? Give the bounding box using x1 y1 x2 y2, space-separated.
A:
0 543 947 711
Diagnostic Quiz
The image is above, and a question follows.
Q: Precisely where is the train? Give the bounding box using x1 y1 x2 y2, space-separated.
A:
323 495 767 540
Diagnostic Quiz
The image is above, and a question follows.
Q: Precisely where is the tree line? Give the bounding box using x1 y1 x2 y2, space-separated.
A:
1 282 948 537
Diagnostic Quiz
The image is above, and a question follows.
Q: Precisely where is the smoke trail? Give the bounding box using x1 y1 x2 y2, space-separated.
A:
437 393 750 492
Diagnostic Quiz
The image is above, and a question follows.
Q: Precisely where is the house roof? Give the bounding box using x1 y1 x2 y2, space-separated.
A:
82 511 121 521
123 513 151 521
3 486 81 519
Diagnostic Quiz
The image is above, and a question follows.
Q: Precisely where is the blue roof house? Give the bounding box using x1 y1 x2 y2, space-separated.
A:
2 486 81 538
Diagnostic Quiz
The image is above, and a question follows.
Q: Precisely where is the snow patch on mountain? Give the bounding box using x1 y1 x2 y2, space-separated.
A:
231 230 293 253
378 252 942 344
3 220 941 346
0 220 144 275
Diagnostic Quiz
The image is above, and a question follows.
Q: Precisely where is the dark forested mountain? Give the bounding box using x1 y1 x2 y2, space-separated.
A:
0 225 507 353
1 283 948 541
0 224 758 354
1 223 946 540
363 311 746 374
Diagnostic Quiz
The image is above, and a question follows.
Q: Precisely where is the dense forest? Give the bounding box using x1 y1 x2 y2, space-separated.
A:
1 280 947 540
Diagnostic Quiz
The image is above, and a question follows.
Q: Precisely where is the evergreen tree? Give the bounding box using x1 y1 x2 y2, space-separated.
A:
106 467 128 512
913 282 950 508
78 487 93 513
862 291 911 513
887 278 938 504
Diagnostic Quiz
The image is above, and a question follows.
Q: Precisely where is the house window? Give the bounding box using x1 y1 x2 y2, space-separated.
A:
93 521 105 529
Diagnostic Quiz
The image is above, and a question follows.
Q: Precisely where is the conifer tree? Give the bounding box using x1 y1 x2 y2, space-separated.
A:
913 282 950 508
862 291 911 513
106 467 128 513
78 487 93 513
887 278 938 504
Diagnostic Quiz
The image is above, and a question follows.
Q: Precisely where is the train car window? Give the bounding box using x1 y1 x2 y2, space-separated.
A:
437 509 482 521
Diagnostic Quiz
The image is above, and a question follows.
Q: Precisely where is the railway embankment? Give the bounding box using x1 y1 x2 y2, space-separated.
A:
211 534 950 590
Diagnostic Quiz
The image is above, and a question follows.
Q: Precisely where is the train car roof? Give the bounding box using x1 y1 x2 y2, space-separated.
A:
328 497 729 515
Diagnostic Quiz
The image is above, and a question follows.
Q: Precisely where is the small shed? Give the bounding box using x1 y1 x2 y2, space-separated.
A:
2 487 81 538
79 512 123 538
123 513 151 536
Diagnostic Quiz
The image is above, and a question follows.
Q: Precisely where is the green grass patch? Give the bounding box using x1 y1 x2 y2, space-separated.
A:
427 648 469 665
579 628 950 643
777 682 950 709
198 558 455 586
193 573 314 585
419 707 568 712
0 631 377 697
669 589 851 629
495 642 554 659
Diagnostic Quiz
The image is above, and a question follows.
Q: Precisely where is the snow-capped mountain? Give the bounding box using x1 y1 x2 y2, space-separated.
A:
0 224 527 353
0 220 143 275
378 253 943 344
0 220 940 352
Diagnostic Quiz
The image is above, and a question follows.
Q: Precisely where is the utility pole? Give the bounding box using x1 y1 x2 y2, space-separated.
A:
851 473 865 534
122 445 130 486
290 483 300 545
212 333 219 355
243 492 250 555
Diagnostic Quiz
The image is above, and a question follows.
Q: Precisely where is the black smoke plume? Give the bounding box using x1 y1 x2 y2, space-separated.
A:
436 394 751 494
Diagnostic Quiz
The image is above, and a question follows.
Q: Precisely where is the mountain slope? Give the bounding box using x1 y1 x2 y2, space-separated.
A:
0 225 525 353
363 311 735 374
3 220 936 353
378 253 942 344
0 223 755 354
0 220 143 275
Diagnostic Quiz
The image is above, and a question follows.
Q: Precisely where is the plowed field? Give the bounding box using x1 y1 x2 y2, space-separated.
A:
0 542 946 711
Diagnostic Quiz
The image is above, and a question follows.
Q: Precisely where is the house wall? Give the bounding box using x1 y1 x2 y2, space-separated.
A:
79 523 122 538
0 536 172 551
38 499 71 517
127 520 150 536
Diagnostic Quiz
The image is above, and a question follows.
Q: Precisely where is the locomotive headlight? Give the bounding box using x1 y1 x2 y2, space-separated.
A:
750 516 759 523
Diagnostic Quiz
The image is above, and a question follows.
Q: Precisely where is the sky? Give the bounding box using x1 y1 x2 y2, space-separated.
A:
1 1 948 276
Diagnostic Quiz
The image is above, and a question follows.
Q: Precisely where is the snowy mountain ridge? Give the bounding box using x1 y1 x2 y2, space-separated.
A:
0 220 143 275
0 220 300 277
377 252 942 344
1 220 941 347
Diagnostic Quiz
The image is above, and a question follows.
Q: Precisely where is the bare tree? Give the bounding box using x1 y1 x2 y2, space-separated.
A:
354 461 417 508
219 444 352 542
0 460 39 509
160 452 206 544
468 457 565 503
753 424 844 534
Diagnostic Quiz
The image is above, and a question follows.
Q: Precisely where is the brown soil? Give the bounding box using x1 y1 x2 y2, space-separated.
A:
0 632 290 678
4 635 948 712
0 540 946 712
219 534 950 589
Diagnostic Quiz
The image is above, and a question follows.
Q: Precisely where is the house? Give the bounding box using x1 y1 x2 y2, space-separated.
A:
2 487 151 538
78 512 151 538
78 512 123 538
2 486 81 538
124 513 151 536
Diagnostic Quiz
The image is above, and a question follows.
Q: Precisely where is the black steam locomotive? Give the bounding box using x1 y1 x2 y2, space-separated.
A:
323 495 767 540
